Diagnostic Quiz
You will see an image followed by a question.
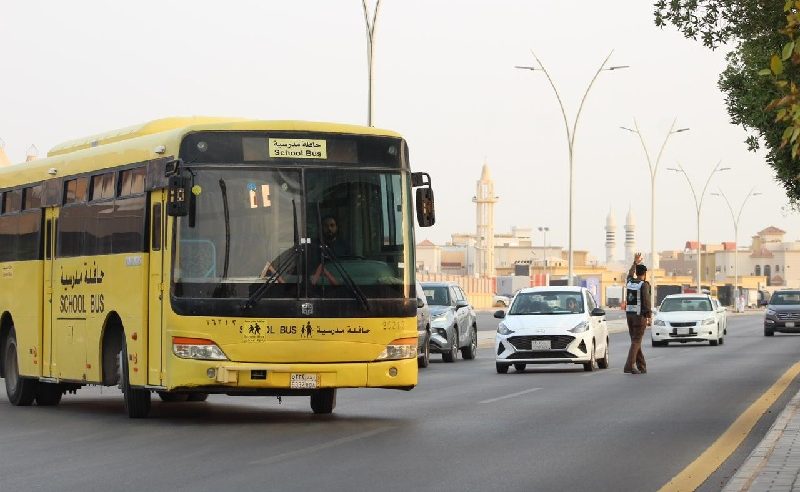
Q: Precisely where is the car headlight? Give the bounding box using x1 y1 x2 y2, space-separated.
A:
173 337 228 360
431 313 448 324
702 317 715 325
767 309 776 316
569 321 589 333
375 338 418 360
654 319 666 326
497 323 514 335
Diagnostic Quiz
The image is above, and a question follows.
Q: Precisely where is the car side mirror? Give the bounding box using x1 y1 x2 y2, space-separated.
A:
591 308 606 317
455 300 469 310
417 298 424 309
494 310 506 319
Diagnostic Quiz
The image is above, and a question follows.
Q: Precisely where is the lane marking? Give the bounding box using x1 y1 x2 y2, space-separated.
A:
658 360 800 492
479 387 542 404
249 427 394 466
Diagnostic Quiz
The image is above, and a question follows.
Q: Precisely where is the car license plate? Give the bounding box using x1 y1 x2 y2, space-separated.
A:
676 328 690 335
530 340 551 350
787 322 796 328
290 373 319 389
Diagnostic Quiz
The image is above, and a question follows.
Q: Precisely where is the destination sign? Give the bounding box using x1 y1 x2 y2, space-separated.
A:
268 138 327 159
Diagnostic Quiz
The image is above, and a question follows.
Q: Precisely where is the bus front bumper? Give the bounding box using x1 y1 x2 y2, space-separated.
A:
165 358 417 392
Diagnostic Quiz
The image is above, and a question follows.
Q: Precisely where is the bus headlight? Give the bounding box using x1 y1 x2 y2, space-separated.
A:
376 338 417 361
172 337 228 361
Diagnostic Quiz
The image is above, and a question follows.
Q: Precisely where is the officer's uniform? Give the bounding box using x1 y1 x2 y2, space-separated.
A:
624 276 652 373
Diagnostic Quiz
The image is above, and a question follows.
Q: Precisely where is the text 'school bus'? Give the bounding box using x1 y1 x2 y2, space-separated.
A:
0 117 436 417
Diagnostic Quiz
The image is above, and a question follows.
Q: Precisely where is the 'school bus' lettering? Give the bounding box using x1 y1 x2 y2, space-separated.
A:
0 118 435 417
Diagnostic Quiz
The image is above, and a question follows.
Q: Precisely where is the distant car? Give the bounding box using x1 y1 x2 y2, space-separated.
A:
415 282 431 367
420 282 478 362
651 293 727 346
764 290 800 336
493 294 511 307
494 287 609 373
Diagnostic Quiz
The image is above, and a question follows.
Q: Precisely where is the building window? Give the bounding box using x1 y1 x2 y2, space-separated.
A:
755 265 761 276
776 265 780 273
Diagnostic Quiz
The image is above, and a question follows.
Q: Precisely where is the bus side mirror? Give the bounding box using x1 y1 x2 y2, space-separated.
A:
416 187 435 227
166 175 191 217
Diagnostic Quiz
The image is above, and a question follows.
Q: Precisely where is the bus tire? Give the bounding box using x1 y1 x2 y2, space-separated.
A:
120 341 151 418
35 383 64 406
187 392 209 402
310 388 336 414
3 328 37 406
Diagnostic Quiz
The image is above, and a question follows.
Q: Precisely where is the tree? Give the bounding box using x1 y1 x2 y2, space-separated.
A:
654 1 800 206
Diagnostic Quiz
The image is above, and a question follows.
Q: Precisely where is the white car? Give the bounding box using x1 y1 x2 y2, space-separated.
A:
494 287 610 373
651 294 727 347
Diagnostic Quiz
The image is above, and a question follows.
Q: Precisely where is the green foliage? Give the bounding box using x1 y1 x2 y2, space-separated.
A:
654 0 800 206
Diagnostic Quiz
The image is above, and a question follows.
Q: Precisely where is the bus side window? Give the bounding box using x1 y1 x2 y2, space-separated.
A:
152 203 162 251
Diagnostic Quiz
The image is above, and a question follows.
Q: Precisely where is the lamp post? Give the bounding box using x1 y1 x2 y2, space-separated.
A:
668 162 731 292
516 51 628 286
361 0 382 126
711 187 761 311
538 226 549 281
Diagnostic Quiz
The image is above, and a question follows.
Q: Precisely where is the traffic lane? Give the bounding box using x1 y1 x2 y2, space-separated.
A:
476 307 627 331
0 314 793 492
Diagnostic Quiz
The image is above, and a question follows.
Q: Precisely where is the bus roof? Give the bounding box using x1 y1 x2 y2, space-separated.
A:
0 117 403 190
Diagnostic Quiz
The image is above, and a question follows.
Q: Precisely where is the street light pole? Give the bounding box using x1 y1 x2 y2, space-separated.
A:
538 226 549 281
361 0 382 127
516 51 628 286
668 162 731 292
711 187 761 311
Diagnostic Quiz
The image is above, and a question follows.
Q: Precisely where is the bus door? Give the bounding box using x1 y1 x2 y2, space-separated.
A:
147 191 165 385
42 207 58 377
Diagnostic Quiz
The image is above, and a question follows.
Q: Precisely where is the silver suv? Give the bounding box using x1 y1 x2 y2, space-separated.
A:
764 290 800 336
415 283 431 367
420 282 478 362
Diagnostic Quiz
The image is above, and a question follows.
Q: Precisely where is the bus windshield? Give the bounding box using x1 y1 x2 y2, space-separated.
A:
173 167 408 300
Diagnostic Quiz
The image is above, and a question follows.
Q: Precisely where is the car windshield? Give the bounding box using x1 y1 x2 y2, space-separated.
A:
660 297 712 312
770 292 800 305
423 286 450 306
509 291 584 315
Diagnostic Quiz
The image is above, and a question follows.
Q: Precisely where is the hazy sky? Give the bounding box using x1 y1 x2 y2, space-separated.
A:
1 1 794 260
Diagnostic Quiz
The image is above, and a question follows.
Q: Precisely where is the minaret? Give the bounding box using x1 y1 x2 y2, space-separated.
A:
605 209 617 264
472 161 498 277
25 144 39 162
0 139 11 167
624 206 636 265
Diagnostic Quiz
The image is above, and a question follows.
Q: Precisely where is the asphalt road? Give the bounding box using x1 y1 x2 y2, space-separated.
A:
1 312 797 492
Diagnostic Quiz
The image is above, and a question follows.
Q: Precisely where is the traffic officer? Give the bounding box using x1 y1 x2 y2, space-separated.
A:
624 253 652 374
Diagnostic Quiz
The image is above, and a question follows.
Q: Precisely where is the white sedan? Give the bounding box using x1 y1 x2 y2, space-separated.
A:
494 287 609 373
651 294 727 347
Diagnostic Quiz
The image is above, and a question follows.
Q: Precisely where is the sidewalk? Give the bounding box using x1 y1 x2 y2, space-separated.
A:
723 390 800 491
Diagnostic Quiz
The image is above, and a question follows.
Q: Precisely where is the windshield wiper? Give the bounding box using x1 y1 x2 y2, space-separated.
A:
244 200 304 309
315 202 369 311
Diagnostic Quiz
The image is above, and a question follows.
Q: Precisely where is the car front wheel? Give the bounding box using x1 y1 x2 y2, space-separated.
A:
461 326 477 360
442 330 459 363
583 341 597 372
496 362 509 374
597 338 610 369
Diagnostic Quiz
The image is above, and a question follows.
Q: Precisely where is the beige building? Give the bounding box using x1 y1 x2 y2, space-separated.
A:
0 139 11 167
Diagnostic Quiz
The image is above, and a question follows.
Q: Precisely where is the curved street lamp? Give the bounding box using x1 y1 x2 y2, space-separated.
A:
667 162 731 292
516 51 628 285
711 187 762 311
361 0 382 126
538 226 550 280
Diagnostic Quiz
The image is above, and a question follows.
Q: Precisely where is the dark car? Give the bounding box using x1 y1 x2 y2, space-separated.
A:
420 281 478 362
415 282 431 368
764 290 800 336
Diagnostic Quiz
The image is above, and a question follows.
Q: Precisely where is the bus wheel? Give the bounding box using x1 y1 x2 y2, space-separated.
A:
3 328 37 406
35 383 64 406
157 392 189 402
187 392 209 402
119 341 151 418
310 388 337 414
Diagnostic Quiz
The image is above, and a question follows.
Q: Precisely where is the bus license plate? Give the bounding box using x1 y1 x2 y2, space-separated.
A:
530 340 551 350
290 373 319 389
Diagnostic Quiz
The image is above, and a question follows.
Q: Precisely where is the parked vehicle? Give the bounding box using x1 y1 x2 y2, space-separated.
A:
764 290 800 336
494 287 609 373
420 282 478 362
651 293 727 346
415 282 431 367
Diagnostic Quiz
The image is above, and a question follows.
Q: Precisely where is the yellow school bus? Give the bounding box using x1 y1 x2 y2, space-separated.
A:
0 117 436 417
